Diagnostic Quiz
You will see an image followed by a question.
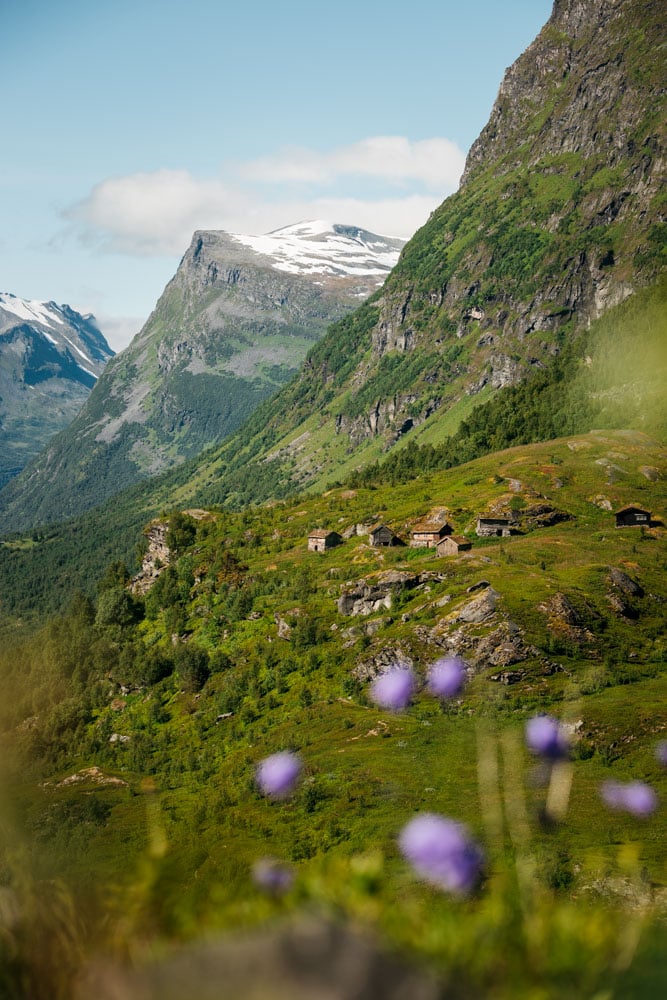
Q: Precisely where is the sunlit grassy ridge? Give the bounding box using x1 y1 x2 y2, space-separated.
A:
1 429 665 997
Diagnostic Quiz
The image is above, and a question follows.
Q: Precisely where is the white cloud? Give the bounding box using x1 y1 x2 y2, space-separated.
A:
67 169 249 256
67 136 465 257
243 136 465 190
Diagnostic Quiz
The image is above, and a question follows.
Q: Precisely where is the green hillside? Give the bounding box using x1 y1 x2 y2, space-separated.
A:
2 277 663 630
1 430 665 996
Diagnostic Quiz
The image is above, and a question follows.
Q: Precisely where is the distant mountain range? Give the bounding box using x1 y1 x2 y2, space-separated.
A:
0 223 404 528
0 294 113 487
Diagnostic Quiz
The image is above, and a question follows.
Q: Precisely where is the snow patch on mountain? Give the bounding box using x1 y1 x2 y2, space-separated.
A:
0 292 65 328
231 221 404 280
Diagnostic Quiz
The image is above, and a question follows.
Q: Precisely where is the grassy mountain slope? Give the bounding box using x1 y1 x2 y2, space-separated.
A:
1 429 665 996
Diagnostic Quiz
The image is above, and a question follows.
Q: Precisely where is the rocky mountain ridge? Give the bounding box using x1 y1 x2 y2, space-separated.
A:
0 224 403 529
0 294 113 485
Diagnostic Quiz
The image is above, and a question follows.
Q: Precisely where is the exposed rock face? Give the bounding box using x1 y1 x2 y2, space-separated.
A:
338 571 419 617
608 567 643 597
538 592 597 644
475 621 534 667
353 647 415 683
606 566 644 618
448 587 499 624
53 766 128 789
413 587 551 677
131 522 171 595
520 503 572 528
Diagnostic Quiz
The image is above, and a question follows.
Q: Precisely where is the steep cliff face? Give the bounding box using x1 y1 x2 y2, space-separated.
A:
173 0 664 507
370 0 664 411
0 223 402 530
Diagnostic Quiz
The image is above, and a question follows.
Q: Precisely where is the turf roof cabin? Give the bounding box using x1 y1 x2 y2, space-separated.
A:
308 529 343 553
410 519 452 548
437 535 472 557
615 505 651 528
476 516 512 538
368 523 404 547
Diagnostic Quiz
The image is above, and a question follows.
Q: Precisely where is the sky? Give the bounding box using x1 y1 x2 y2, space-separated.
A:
2 0 553 351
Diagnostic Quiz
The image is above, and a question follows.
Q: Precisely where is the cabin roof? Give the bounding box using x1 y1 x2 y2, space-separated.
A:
412 519 449 533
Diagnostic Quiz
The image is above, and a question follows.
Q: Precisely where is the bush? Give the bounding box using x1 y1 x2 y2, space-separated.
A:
174 643 210 693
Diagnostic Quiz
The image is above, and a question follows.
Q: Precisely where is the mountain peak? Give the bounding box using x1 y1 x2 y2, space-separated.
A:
227 220 405 281
0 293 114 485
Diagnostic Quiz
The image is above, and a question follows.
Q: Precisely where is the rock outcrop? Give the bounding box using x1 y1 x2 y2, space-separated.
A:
131 521 171 595
338 571 420 616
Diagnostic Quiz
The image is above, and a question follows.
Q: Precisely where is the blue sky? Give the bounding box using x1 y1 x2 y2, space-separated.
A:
3 0 552 349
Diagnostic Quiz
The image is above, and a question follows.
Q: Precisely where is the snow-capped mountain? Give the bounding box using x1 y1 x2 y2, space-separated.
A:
0 223 405 529
0 293 113 386
231 221 404 282
0 294 113 486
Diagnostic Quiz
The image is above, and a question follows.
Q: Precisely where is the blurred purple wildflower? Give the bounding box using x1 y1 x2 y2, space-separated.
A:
427 655 466 699
370 668 415 712
525 715 569 760
256 751 302 799
656 741 667 767
252 857 294 895
600 780 658 817
399 813 484 895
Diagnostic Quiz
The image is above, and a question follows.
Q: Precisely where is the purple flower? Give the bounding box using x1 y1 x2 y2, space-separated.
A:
252 857 294 895
656 741 667 767
525 715 569 760
427 655 466 699
399 813 484 895
600 780 658 817
370 668 415 712
256 751 302 799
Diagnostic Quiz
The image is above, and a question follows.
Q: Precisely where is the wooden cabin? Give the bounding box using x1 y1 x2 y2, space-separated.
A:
410 519 452 548
437 535 472 557
476 516 511 538
368 523 403 547
308 529 343 553
615 505 651 528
